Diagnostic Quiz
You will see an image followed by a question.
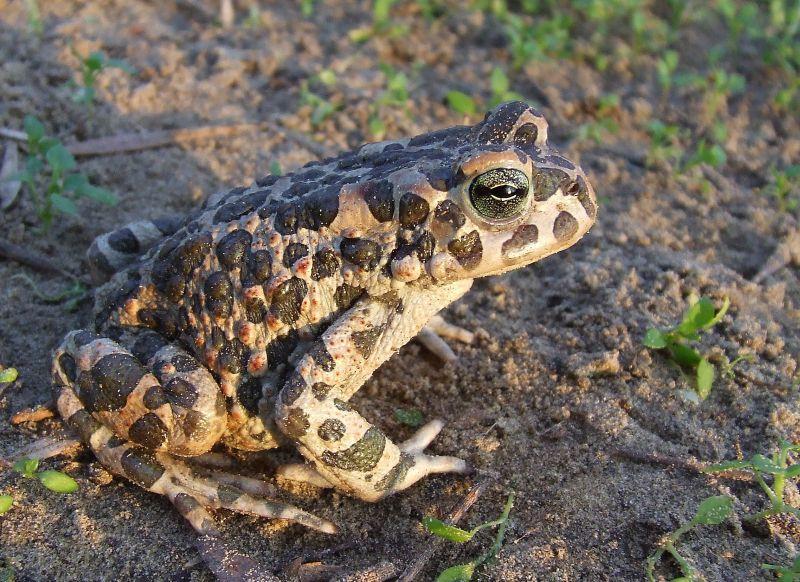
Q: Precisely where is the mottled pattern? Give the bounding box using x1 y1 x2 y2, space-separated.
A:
53 101 596 532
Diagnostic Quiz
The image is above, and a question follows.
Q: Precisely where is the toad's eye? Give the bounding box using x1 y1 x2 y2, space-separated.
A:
468 168 529 221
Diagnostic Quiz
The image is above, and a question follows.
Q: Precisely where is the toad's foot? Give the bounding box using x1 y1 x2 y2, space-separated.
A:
417 315 475 362
73 422 337 535
278 420 470 491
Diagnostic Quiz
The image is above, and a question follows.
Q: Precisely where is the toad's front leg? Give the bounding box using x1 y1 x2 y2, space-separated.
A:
273 281 473 502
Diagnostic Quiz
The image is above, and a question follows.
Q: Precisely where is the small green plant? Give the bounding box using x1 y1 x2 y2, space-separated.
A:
643 295 730 400
13 458 78 494
762 165 800 213
368 64 410 139
0 368 18 384
69 49 134 110
423 492 514 581
646 495 733 581
394 408 423 427
24 0 42 36
446 91 478 116
704 439 800 522
299 70 339 129
685 139 727 169
11 116 117 229
242 4 262 27
646 120 685 169
300 0 316 17
575 94 620 144
656 50 679 94
268 161 282 176
349 0 406 42
764 555 800 580
0 495 12 515
488 67 522 106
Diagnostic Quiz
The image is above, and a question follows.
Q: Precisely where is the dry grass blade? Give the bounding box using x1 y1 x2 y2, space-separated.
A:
0 141 21 210
0 238 78 279
65 123 265 157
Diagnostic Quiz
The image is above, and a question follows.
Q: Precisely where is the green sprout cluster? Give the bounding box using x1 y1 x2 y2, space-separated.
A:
643 296 730 400
12 115 117 229
423 492 515 581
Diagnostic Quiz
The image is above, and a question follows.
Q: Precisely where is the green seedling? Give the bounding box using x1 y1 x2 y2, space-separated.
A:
268 161 282 176
24 0 42 36
575 94 619 144
488 67 522 106
423 492 514 581
11 274 87 312
656 50 679 94
685 140 727 170
0 368 18 384
763 555 800 580
70 49 135 110
446 91 478 116
368 64 410 139
242 4 262 28
299 71 339 129
12 458 78 494
646 495 733 582
300 0 316 17
10 115 117 230
704 439 800 523
394 408 423 428
349 0 406 42
0 495 12 515
643 295 730 400
762 165 800 213
646 120 685 169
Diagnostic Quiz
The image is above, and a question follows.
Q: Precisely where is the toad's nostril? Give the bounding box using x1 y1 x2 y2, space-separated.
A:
566 181 581 196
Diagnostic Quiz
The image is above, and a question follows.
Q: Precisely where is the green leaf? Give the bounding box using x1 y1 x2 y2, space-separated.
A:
690 495 732 526
702 296 730 329
751 454 783 474
23 115 45 143
45 144 76 172
37 470 78 493
13 458 39 478
643 328 668 349
436 562 475 582
85 52 105 71
63 173 88 193
696 358 715 400
702 459 752 473
50 193 79 216
106 58 136 74
668 343 702 368
422 517 475 542
77 183 118 205
678 297 715 335
395 408 424 428
0 495 12 515
446 91 477 116
0 368 18 383
490 67 509 96
785 464 800 478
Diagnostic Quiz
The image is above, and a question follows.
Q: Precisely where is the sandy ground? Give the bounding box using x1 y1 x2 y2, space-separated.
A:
0 1 799 580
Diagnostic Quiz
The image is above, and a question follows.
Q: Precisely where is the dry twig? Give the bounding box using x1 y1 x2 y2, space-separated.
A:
0 238 78 279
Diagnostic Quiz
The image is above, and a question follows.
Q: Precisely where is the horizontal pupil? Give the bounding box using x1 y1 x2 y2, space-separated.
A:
489 185 519 201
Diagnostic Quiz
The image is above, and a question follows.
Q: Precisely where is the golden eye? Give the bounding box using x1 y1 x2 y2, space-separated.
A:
468 168 529 220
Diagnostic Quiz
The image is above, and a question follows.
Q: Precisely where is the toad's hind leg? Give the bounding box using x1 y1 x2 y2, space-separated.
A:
52 330 336 535
87 215 184 281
